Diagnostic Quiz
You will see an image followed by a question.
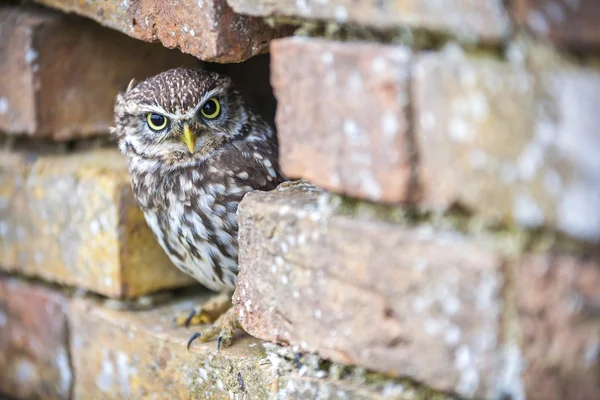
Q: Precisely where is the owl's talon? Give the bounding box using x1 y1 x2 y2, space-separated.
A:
185 306 239 351
184 309 197 328
217 329 234 352
187 332 202 351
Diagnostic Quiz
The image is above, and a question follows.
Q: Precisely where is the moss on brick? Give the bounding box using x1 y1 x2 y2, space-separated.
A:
328 193 600 259
263 343 461 399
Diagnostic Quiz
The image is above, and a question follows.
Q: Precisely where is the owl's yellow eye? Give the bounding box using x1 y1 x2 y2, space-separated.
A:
200 98 221 119
146 113 168 131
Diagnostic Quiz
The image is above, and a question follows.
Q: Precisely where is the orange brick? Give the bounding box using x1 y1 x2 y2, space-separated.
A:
34 0 292 63
272 38 416 204
0 277 71 399
0 148 194 299
0 6 199 140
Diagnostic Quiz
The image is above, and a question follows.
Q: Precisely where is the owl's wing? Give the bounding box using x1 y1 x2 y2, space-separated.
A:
220 138 286 195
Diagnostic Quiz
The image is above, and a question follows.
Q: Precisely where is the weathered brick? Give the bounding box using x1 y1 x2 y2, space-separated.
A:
517 254 600 400
512 0 600 49
0 7 200 140
272 38 416 204
233 183 506 398
0 148 194 299
34 0 292 63
0 276 71 399
70 292 413 399
413 50 600 242
228 0 510 41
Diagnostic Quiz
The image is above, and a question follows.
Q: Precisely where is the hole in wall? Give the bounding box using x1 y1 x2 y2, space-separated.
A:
203 54 277 129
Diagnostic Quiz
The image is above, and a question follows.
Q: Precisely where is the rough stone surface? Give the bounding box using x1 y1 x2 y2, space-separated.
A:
70 292 409 399
517 254 600 400
0 276 71 400
34 0 292 63
0 148 194 299
272 38 416 204
228 0 510 41
0 6 199 139
233 182 505 398
512 0 600 49
70 293 271 399
413 49 600 242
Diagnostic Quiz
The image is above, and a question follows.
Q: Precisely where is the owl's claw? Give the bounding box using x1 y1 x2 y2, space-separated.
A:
184 309 197 328
187 332 202 351
186 306 239 352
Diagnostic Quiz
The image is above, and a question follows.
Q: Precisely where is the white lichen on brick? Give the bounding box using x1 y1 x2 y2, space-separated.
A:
334 5 348 22
96 350 115 392
527 10 550 34
0 97 8 114
15 359 37 383
513 190 544 227
496 342 525 400
55 348 72 398
24 47 38 65
583 339 599 369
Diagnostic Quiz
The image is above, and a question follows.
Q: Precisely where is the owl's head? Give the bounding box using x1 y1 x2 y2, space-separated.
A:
111 68 248 166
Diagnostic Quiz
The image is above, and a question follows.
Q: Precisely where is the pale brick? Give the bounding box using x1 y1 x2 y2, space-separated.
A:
34 0 292 63
413 51 600 242
233 183 506 398
0 277 71 399
228 0 510 41
272 38 416 204
0 7 199 140
70 293 414 399
0 148 194 299
517 254 600 400
512 0 600 49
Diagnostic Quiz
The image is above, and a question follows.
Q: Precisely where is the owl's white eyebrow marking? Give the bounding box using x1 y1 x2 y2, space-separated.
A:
138 87 222 121
184 88 222 119
139 104 179 119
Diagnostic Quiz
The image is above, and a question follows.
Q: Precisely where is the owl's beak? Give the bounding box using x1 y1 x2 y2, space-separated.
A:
182 123 196 154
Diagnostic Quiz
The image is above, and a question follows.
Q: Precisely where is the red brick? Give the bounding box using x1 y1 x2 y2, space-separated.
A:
35 0 292 63
272 38 416 204
228 0 510 41
0 277 71 399
517 254 600 400
233 183 506 398
512 0 600 49
412 50 600 242
0 7 199 139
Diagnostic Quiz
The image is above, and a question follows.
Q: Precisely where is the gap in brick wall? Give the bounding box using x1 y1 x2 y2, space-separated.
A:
328 193 600 260
203 54 277 129
267 16 506 56
0 269 206 310
269 15 600 65
0 133 114 155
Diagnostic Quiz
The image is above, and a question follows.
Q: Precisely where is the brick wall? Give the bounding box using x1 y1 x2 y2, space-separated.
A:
1 1 599 399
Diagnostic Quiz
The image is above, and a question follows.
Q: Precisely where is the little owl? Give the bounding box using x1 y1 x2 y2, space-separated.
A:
111 68 284 350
